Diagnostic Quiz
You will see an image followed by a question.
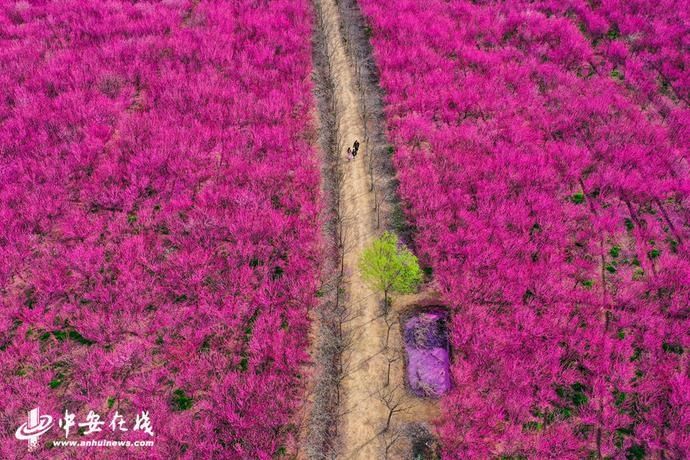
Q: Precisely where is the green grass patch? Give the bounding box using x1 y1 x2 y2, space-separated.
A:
570 192 585 204
171 388 193 411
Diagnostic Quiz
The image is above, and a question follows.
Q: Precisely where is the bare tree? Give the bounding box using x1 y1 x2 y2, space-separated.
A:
372 177 391 229
384 353 401 388
378 384 410 434
382 310 398 348
380 427 403 460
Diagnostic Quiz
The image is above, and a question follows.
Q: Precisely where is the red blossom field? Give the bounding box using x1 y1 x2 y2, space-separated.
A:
358 0 689 457
0 1 320 458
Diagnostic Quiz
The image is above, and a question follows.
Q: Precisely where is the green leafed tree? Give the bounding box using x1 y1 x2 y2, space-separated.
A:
359 231 422 312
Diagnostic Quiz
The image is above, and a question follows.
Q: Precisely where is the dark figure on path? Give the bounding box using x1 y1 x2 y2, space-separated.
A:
347 147 352 161
353 139 360 154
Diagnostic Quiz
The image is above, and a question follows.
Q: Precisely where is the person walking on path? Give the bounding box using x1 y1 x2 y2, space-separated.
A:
346 147 353 161
353 139 360 155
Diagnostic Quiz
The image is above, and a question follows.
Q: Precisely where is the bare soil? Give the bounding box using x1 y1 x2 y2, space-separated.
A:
312 0 440 457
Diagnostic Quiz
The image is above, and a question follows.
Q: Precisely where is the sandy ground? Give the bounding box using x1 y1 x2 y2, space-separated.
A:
313 0 440 458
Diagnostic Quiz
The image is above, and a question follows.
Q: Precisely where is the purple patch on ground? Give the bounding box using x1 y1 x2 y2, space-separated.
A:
403 310 451 397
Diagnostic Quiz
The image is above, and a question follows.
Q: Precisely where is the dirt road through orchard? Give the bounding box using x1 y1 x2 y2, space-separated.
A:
312 0 439 458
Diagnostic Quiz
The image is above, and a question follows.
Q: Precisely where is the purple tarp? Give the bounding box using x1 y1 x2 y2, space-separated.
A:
403 310 451 397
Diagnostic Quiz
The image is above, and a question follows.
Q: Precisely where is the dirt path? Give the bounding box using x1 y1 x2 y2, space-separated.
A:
312 0 439 458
